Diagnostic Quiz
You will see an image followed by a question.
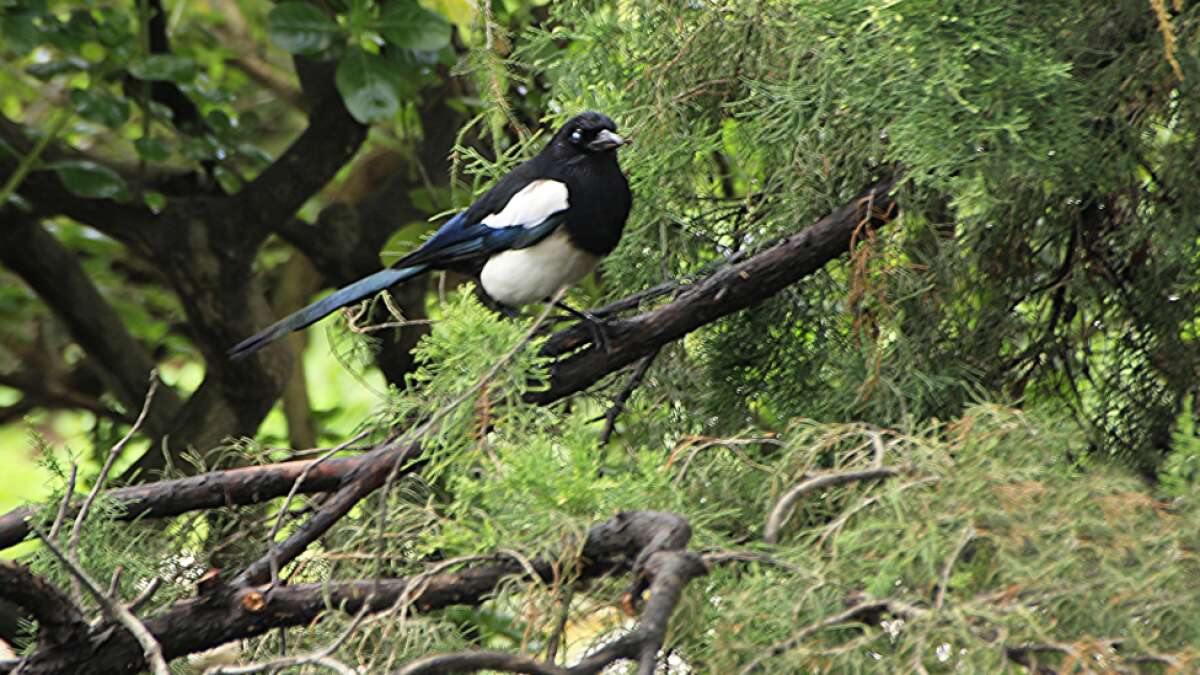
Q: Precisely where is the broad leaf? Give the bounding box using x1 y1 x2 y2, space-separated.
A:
335 48 402 123
134 136 170 162
70 88 130 128
25 57 88 81
377 1 451 52
267 2 339 55
129 54 196 83
50 160 129 200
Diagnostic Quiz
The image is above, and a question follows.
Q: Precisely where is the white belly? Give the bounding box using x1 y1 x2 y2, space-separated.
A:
480 229 598 307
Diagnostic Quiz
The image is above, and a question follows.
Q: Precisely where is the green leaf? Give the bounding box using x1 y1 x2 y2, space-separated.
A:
70 88 130 128
335 48 402 123
377 1 451 52
25 57 88 81
128 54 196 83
134 136 170 162
50 160 128 200
143 190 167 214
213 165 242 194
267 2 340 55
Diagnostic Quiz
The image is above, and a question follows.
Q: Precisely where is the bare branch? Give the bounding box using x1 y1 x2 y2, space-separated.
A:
393 651 569 675
0 453 373 551
738 599 929 674
32 527 170 675
598 349 659 446
763 467 898 544
0 560 87 648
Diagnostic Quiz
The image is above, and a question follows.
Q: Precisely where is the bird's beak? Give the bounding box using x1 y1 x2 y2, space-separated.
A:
588 129 626 152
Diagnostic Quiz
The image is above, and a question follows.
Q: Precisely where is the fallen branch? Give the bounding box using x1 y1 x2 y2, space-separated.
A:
14 511 695 675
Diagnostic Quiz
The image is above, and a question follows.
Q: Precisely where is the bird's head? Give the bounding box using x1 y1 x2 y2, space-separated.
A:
547 112 627 159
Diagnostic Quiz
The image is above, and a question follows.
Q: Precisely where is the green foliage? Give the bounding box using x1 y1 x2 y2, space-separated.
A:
1160 397 1200 498
513 0 1200 471
4 0 1200 670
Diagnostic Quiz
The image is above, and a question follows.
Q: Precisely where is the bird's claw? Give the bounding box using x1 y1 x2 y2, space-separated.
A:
580 312 611 353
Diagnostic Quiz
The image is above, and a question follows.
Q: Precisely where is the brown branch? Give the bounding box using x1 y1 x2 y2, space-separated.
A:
598 349 659 446
32 527 170 675
528 175 898 404
0 215 184 435
16 511 696 675
738 599 929 674
763 467 899 544
0 452 375 551
0 560 88 649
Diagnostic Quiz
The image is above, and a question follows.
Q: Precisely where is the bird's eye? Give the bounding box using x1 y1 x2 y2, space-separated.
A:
569 128 583 143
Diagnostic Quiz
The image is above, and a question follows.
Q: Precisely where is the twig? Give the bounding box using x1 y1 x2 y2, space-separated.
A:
599 349 659 445
106 565 124 599
48 463 78 540
817 477 940 548
935 526 975 610
32 526 170 675
392 651 568 675
265 428 371 588
737 599 928 674
764 467 898 544
127 577 162 613
67 371 159 600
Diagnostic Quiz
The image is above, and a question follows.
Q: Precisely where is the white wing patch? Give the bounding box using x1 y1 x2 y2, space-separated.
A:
480 179 569 229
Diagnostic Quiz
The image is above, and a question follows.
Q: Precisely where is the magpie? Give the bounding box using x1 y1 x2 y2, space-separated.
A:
229 111 631 360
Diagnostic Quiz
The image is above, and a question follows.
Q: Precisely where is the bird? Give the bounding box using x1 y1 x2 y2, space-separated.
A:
229 111 631 360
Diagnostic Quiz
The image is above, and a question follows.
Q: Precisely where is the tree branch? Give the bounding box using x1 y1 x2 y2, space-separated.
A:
529 175 899 404
0 214 184 435
0 452 375 551
15 511 697 675
0 560 87 649
763 467 899 544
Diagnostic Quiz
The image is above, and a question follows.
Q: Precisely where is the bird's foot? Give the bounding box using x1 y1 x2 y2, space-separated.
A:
555 301 612 353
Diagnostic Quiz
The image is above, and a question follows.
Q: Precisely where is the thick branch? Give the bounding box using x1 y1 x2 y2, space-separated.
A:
529 175 898 404
0 215 184 435
237 80 367 233
0 560 88 649
17 511 694 675
0 453 373 551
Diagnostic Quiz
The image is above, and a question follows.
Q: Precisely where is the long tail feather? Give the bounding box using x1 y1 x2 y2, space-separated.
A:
228 265 427 360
